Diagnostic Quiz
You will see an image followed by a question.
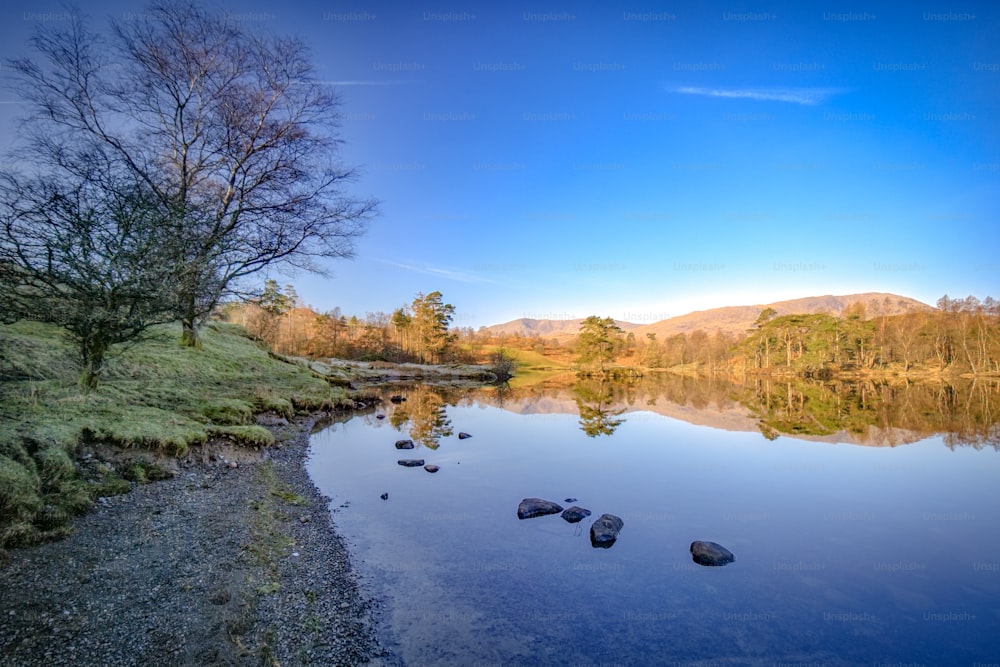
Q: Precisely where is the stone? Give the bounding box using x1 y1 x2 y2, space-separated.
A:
590 514 624 548
458 432 472 439
564 498 578 503
380 493 388 500
397 459 425 467
690 541 735 566
376 414 386 420
561 506 592 523
517 498 564 520
424 464 440 473
389 395 406 403
395 439 415 449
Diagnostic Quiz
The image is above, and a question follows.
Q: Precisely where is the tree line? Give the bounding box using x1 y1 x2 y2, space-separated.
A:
226 283 461 365
571 296 1000 376
0 2 373 389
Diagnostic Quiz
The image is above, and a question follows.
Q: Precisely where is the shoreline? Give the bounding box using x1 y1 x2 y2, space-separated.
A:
0 411 394 666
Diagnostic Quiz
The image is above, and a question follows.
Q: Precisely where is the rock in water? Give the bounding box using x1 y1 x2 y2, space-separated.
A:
458 432 472 439
389 395 406 403
590 514 624 548
395 439 415 449
397 459 425 467
690 541 735 566
423 464 440 473
517 498 564 520
564 498 578 503
380 493 388 500
376 414 386 420
561 506 592 523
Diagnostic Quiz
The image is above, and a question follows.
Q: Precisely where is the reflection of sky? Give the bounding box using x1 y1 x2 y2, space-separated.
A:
310 397 1000 665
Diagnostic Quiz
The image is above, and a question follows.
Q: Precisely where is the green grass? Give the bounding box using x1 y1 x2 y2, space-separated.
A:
477 345 572 386
0 319 352 551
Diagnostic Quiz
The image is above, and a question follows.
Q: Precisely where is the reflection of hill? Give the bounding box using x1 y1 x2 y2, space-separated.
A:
471 375 1000 449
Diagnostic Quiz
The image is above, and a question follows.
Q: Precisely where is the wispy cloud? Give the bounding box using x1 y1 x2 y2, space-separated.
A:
377 259 497 284
666 85 846 106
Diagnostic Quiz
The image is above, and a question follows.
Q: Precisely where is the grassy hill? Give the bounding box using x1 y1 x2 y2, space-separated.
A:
0 320 353 551
635 292 932 339
483 317 641 341
482 293 932 342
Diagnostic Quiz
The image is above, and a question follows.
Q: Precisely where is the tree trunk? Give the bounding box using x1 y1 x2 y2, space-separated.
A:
78 339 107 392
179 293 201 348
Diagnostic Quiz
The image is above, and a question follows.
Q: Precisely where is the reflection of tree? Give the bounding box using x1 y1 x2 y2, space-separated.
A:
573 379 627 437
386 385 456 449
739 378 1000 448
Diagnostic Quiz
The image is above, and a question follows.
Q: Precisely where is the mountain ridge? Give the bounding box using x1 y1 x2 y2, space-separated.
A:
483 292 934 340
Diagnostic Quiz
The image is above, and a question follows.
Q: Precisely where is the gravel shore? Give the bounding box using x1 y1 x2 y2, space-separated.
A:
0 413 392 666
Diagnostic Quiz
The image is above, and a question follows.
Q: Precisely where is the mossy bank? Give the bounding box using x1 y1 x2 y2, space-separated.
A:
0 320 359 552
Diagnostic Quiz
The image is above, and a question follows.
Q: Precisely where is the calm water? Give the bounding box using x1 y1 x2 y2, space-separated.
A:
308 379 1000 666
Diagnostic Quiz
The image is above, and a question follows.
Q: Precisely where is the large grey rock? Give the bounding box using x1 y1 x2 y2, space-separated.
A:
517 498 564 520
690 541 735 566
561 506 592 524
395 439 415 449
397 459 425 467
423 464 440 473
590 514 624 548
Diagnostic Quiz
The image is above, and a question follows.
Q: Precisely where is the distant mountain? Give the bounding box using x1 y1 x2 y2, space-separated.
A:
483 317 641 339
483 293 932 340
635 292 933 340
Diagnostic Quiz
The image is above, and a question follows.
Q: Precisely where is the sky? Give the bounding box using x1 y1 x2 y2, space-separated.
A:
2 1 999 329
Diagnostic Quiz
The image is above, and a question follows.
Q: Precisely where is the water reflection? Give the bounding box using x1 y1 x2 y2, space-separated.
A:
310 374 1000 665
390 374 1000 447
572 378 627 437
384 385 455 449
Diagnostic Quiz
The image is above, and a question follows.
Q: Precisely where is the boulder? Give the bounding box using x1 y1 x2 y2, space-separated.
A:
517 498 564 520
397 459 425 467
690 541 735 566
395 439 415 449
458 432 472 439
389 395 406 403
590 514 624 548
561 506 592 523
423 464 440 473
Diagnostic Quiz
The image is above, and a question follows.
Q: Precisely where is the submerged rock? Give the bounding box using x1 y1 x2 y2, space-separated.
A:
690 541 735 566
389 395 406 403
397 459 425 467
517 498 564 520
395 439 415 449
561 506 592 524
458 432 472 439
590 514 624 548
423 464 440 473
564 498 578 503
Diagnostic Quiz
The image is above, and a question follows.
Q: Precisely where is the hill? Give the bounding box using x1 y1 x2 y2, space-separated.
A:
482 293 932 341
483 317 641 340
635 292 932 340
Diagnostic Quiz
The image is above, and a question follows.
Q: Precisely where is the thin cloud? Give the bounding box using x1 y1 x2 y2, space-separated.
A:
377 259 497 284
666 85 846 106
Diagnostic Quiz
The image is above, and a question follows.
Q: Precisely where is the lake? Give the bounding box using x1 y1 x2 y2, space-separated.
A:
308 376 1000 665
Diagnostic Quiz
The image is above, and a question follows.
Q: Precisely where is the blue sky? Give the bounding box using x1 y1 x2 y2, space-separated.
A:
2 1 998 328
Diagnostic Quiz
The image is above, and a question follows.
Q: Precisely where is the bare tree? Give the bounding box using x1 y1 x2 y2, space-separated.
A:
0 151 179 389
7 2 375 346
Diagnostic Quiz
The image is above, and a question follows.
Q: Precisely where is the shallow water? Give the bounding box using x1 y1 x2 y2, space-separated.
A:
308 381 1000 666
